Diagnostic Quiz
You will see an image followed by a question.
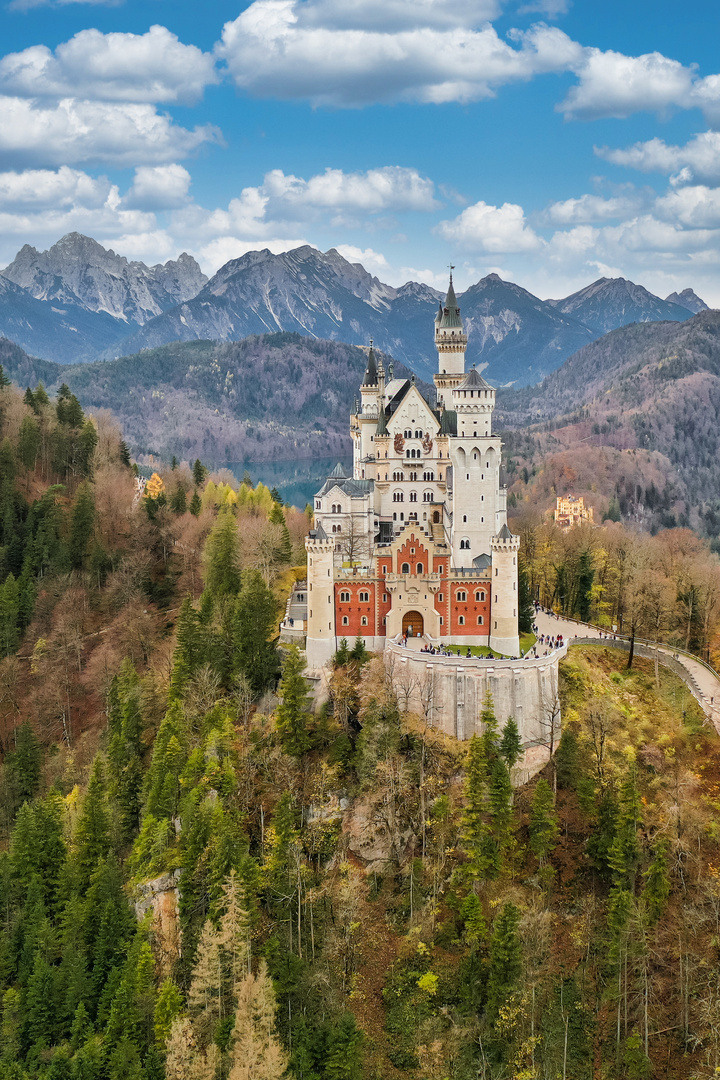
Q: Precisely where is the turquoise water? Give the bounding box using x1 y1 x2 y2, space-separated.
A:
224 456 353 509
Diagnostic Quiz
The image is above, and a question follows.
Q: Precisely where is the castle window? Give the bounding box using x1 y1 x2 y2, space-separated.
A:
495 568 498 576
406 449 410 458
457 590 467 602
401 563 410 574
423 491 433 502
415 430 422 438
340 591 350 602
393 491 404 502
476 590 486 602
393 471 404 481
466 473 469 480
400 513 404 520
361 616 368 626
342 616 349 626
459 616 465 625
477 615 484 625
393 513 397 521
315 500 321 509
416 563 424 574
409 492 417 503
383 616 387 625
439 616 443 625
463 515 467 522
460 539 470 550
438 593 444 602
383 593 388 602
404 429 411 438
359 591 369 602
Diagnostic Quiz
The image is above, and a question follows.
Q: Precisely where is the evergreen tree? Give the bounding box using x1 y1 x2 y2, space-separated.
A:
227 961 288 1080
17 417 40 473
188 918 224 1045
69 483 95 570
23 387 36 413
233 569 278 695
324 1013 364 1080
333 639 351 667
607 766 642 890
189 490 202 517
203 508 242 599
218 871 252 992
517 556 534 635
0 573 19 656
144 702 188 819
269 501 292 565
24 951 56 1050
486 902 522 1016
33 383 49 408
193 459 207 487
275 645 313 757
171 456 178 471
461 735 499 882
169 598 206 703
576 549 595 622
480 692 500 761
78 421 98 479
643 837 670 923
74 756 111 887
5 721 42 801
604 496 621 523
499 717 522 771
170 486 187 515
154 980 183 1046
529 778 559 864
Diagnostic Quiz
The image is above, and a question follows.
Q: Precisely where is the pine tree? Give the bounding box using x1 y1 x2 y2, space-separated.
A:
607 766 642 890
169 597 206 703
576 549 595 622
486 902 522 1016
0 573 19 656
517 556 534 634
189 490 202 517
69 482 95 570
334 639 351 666
324 1013 364 1080
529 778 559 864
275 645 313 757
227 960 288 1080
74 756 111 886
480 692 500 761
269 501 292 565
170 486 187 515
218 870 252 992
193 459 207 487
25 950 56 1049
204 508 242 599
78 420 98 478
499 717 522 771
461 734 499 882
144 702 188 819
165 1016 219 1080
643 837 670 923
154 979 183 1046
6 721 42 801
489 756 513 836
17 416 40 473
188 919 224 1045
233 569 278 695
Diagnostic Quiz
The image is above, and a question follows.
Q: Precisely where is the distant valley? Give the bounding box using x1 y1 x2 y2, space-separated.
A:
0 232 709 387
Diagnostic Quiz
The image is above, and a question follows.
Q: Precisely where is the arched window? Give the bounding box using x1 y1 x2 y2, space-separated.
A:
340 591 350 602
315 500 321 509
423 491 433 502
477 615 484 625
457 590 467 602
342 616 349 625
406 449 410 458
401 562 410 574
460 538 470 550
393 491 404 502
361 616 368 626
409 492 417 503
359 591 369 603
475 590 486 602
459 616 465 625
336 524 341 532
416 563 424 575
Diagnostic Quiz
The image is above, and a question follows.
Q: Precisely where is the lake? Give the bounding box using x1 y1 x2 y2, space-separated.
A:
223 456 353 509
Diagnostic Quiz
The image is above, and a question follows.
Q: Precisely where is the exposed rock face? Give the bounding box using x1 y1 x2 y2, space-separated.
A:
548 277 693 335
2 232 207 325
343 795 415 869
135 869 182 972
665 288 710 314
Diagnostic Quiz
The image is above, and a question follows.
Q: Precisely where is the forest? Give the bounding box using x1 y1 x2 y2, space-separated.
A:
2 368 720 1078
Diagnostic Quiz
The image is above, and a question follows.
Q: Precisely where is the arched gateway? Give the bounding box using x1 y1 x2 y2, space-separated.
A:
402 611 424 637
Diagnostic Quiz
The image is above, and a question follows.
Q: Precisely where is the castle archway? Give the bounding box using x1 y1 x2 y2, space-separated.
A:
402 611 424 638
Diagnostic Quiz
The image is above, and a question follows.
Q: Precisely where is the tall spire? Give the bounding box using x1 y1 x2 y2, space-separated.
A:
438 271 462 328
362 339 378 386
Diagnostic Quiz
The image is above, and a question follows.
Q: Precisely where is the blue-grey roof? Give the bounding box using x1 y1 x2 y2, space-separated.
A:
458 366 494 391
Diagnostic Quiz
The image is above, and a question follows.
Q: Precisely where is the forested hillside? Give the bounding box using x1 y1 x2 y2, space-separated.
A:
2 367 720 1078
0 334 424 464
498 311 720 537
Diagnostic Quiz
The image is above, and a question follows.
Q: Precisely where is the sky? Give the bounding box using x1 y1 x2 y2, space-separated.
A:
2 0 720 301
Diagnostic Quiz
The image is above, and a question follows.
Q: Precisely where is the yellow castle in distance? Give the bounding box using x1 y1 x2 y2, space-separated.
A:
554 493 594 528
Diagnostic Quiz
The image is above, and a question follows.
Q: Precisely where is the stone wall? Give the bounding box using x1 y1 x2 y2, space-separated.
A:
385 642 563 781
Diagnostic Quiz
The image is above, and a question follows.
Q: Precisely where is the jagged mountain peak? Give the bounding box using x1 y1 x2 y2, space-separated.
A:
665 287 709 314
547 276 694 336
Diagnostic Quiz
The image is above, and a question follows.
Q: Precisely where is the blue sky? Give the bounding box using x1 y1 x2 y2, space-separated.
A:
2 0 720 302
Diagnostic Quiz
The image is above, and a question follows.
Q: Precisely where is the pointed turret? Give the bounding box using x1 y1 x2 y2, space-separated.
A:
362 340 378 387
438 274 462 328
434 270 467 403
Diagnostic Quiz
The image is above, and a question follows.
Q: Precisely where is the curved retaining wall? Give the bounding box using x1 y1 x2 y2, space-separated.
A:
385 640 564 747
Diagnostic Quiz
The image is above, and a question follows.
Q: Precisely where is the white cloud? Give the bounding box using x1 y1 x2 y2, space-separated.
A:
333 244 391 275
597 131 720 185
123 165 192 210
0 26 218 105
436 200 542 252
196 237 314 275
261 166 437 214
300 0 501 31
0 166 111 209
0 96 220 167
217 2 582 106
654 185 720 230
542 191 645 225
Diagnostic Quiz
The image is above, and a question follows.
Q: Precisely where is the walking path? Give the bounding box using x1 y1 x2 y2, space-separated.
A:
533 609 720 733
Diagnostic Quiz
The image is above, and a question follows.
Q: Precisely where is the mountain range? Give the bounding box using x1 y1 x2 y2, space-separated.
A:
0 233 709 386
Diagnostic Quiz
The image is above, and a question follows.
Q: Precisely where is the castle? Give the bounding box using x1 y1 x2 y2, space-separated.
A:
304 276 521 669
